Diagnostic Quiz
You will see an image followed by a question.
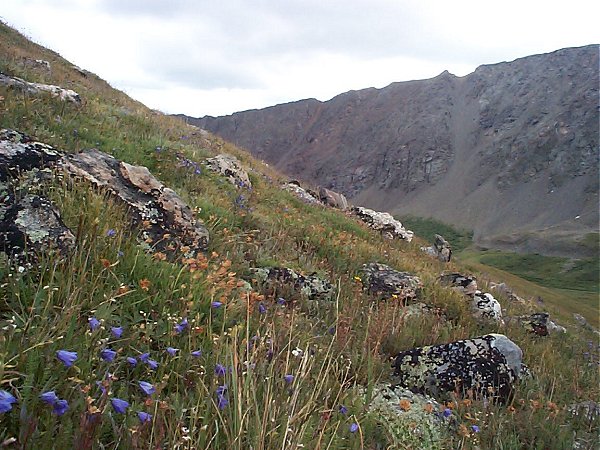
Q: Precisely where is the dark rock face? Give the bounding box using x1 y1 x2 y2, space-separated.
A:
351 206 413 241
188 45 599 256
0 129 62 181
439 273 478 296
248 267 333 301
61 149 209 259
393 334 523 401
360 263 422 301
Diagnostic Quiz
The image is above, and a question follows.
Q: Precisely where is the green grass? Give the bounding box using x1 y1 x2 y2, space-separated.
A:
398 215 474 252
0 21 598 449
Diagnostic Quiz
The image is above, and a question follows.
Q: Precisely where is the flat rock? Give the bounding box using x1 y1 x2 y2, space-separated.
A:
351 206 413 241
0 73 81 104
204 154 251 188
248 267 333 301
318 187 349 210
472 291 504 323
61 149 209 259
393 333 524 402
439 272 478 296
360 262 422 301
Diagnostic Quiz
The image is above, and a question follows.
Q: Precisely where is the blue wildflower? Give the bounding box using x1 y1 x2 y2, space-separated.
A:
111 326 123 338
52 399 69 416
258 303 267 314
443 408 452 418
166 347 179 356
147 359 159 370
138 381 155 396
349 423 359 433
284 374 294 384
0 390 17 413
110 398 129 414
215 364 226 376
138 353 150 363
106 229 116 237
127 356 138 367
100 348 117 362
216 385 228 410
277 297 286 305
40 391 59 405
88 317 100 331
191 350 202 358
471 425 480 433
138 411 152 423
339 405 348 415
211 301 223 309
56 350 78 367
174 318 188 334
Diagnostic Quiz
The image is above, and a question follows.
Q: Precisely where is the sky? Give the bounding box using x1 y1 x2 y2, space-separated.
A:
2 0 599 117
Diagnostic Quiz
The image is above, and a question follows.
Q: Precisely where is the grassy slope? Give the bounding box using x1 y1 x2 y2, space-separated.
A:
1 22 598 449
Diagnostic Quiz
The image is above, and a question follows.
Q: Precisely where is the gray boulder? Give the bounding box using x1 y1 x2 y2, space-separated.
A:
318 187 349 210
351 206 413 241
393 333 524 401
516 312 566 335
204 154 251 188
360 263 422 301
248 267 333 301
0 129 62 181
0 73 81 104
472 291 504 323
282 182 321 204
439 272 478 296
61 149 209 259
420 234 452 262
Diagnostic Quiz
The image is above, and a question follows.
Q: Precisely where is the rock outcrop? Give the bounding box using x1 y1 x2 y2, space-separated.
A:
351 207 413 241
422 234 451 262
0 129 62 181
61 149 209 259
360 263 422 301
472 291 504 323
439 272 478 296
393 334 524 401
204 154 251 188
516 312 566 335
318 187 349 210
0 73 81 104
282 181 321 205
248 267 333 301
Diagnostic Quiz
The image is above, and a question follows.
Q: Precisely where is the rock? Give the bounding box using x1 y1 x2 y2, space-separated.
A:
204 154 251 188
490 282 528 304
282 182 321 204
61 149 209 260
472 291 504 323
34 59 51 71
318 187 349 210
439 272 478 296
0 194 75 262
400 302 446 321
517 312 566 335
248 267 333 301
393 333 524 401
360 263 422 301
568 401 600 422
0 129 62 181
433 234 452 262
0 73 81 104
351 206 413 241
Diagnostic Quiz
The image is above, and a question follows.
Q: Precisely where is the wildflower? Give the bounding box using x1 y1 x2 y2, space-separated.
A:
284 374 294 384
399 399 411 411
211 301 223 309
174 318 188 334
191 350 202 357
291 348 303 357
111 326 123 338
106 229 116 237
215 364 227 376
147 359 159 370
138 381 155 396
216 385 228 410
117 250 124 258
100 348 117 362
166 347 179 356
471 425 480 433
88 317 100 331
95 381 106 394
0 390 17 413
40 391 59 405
349 423 359 433
53 399 69 416
111 398 129 414
127 356 138 367
277 297 286 305
328 326 336 335
138 411 152 423
258 303 267 314
443 408 452 418
139 279 151 291
339 405 348 415
138 353 150 363
56 350 78 367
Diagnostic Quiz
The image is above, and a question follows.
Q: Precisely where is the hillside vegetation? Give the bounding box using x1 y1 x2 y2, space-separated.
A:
0 23 598 449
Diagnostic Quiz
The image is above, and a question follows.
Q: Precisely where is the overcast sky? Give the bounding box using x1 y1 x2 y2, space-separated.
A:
2 0 599 117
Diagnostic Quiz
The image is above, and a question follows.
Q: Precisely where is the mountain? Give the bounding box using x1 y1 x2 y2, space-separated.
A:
184 45 600 257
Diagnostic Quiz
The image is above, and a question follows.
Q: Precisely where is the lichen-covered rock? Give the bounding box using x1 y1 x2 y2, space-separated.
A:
439 272 478 296
351 206 413 241
568 401 600 422
472 291 504 323
400 302 446 321
517 312 566 335
360 263 422 301
0 73 81 104
0 129 62 181
204 154 251 188
318 187 349 210
61 149 209 259
248 267 333 301
0 194 75 261
420 235 452 262
393 334 524 401
282 181 321 204
490 282 528 304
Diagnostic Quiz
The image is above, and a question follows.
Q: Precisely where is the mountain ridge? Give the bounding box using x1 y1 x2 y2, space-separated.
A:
184 44 600 257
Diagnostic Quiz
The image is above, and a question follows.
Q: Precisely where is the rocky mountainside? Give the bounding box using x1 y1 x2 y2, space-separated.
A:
186 45 599 256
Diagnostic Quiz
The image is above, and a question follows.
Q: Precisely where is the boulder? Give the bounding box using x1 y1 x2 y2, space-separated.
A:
61 149 209 259
282 182 321 205
0 129 62 181
0 73 81 104
351 206 413 241
472 291 504 323
248 267 333 301
439 272 478 296
360 263 422 301
517 312 566 335
318 187 349 210
204 154 251 188
420 234 452 262
399 302 446 321
490 282 528 304
393 333 524 401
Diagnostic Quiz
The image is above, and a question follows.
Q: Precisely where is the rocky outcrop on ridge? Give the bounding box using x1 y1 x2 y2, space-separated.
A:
282 181 321 205
248 267 333 301
0 73 81 104
351 206 413 241
318 187 349 210
421 234 452 262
